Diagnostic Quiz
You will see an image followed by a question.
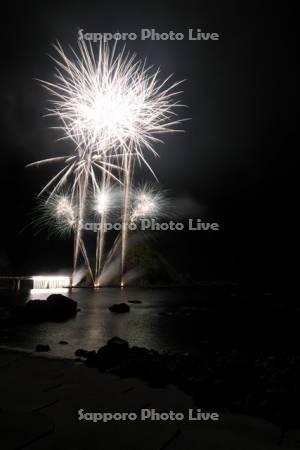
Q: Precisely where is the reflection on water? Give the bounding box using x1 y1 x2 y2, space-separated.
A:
0 287 212 358
30 288 70 295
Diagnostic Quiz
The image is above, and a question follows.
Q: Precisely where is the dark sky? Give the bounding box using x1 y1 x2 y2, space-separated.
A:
0 1 290 286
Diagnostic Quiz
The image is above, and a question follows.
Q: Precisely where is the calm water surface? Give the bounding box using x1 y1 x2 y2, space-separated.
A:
0 287 213 358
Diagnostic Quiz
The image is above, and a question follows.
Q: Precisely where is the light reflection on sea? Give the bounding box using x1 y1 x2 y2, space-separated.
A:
0 287 212 358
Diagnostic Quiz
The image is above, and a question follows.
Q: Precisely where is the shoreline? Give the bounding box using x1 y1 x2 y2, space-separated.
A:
1 288 299 448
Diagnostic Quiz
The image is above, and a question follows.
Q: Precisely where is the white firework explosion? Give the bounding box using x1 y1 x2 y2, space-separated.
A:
41 40 185 173
37 192 76 237
131 183 172 221
30 39 186 285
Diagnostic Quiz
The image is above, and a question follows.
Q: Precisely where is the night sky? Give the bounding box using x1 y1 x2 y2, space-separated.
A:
0 1 288 286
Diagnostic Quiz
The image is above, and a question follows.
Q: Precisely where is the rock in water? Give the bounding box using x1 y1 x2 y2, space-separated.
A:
46 294 77 321
14 300 47 323
11 294 77 323
35 344 50 352
109 303 130 313
128 300 142 304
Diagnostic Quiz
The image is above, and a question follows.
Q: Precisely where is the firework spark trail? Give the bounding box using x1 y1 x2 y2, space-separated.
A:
121 182 172 283
94 172 111 286
26 150 121 201
41 40 185 161
72 160 89 286
32 39 185 285
120 153 133 285
27 149 121 281
79 237 94 285
98 184 171 283
36 193 94 282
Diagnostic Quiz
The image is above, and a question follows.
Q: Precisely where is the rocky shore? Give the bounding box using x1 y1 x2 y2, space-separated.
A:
75 332 300 431
0 347 299 449
1 288 299 448
1 293 78 323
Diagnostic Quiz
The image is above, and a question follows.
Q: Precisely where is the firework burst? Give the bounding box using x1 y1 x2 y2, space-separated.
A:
30 39 186 285
41 40 185 167
37 192 76 237
131 184 172 221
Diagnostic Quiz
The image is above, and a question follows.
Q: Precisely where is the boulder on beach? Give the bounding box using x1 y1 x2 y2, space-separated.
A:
75 348 89 358
107 336 129 355
78 337 130 369
82 337 173 387
109 303 130 313
75 348 96 359
11 294 77 323
96 337 130 367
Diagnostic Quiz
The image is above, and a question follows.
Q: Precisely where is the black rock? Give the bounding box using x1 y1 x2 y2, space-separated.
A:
129 346 150 358
99 337 129 356
46 294 77 320
128 300 142 304
35 344 50 352
87 337 130 370
107 336 129 354
109 303 130 313
13 300 47 323
11 294 77 324
85 351 99 367
75 348 90 358
59 340 69 345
